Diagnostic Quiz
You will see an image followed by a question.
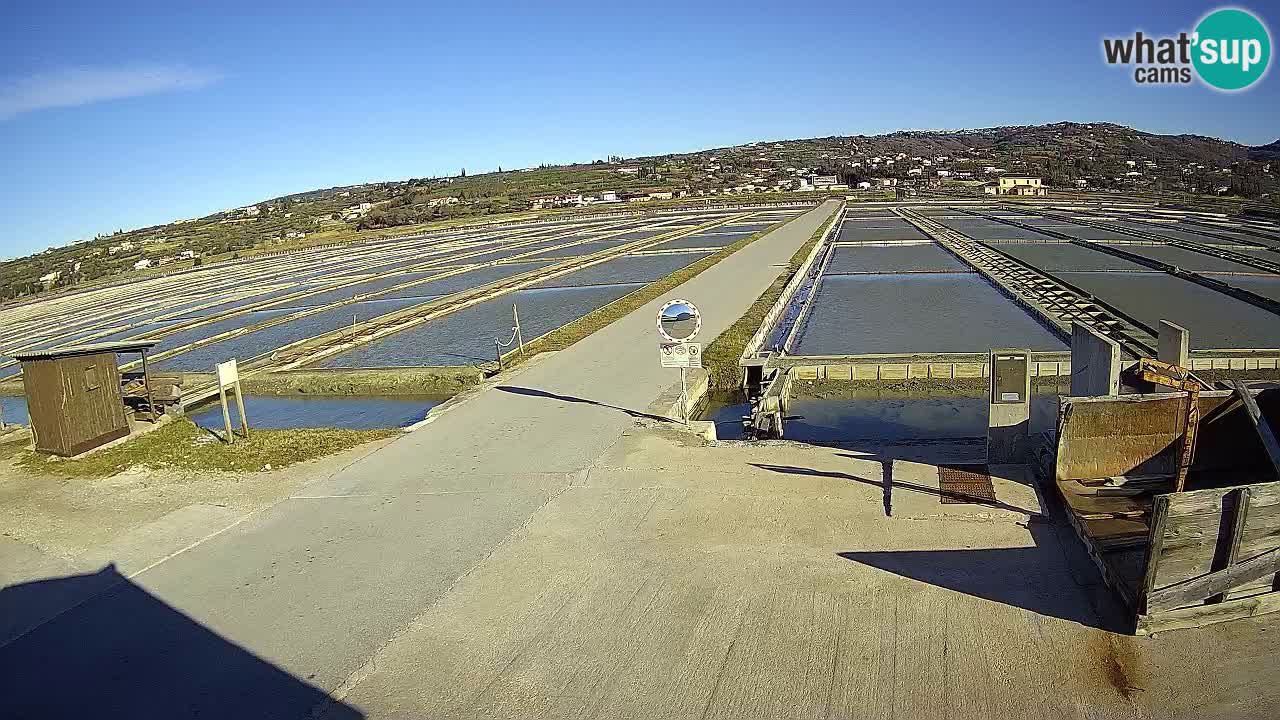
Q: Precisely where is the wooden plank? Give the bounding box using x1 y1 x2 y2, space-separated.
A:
1084 517 1150 550
1056 488 1139 610
1152 499 1280 585
1147 546 1280 612
1152 505 1280 588
1230 381 1280 479
1210 487 1251 604
1137 590 1280 635
1139 496 1170 614
1058 480 1151 519
1165 479 1280 516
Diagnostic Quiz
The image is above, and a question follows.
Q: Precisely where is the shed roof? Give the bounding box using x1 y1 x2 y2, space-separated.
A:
11 340 159 362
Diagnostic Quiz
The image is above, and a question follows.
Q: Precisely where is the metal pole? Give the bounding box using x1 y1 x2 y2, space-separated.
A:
679 367 688 425
495 339 503 371
513 304 524 355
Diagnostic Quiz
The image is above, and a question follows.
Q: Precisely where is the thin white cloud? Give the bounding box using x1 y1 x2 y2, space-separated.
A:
0 64 222 120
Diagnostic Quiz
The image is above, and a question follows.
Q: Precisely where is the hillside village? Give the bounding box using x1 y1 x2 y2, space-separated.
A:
2 122 1276 304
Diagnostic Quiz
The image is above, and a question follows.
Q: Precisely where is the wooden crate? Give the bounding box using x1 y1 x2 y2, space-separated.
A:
1053 389 1280 633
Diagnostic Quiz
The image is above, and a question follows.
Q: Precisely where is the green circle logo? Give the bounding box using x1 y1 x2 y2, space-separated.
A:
1193 8 1271 90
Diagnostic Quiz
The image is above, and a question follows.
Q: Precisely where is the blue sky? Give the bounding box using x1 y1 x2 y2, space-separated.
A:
2 0 1276 256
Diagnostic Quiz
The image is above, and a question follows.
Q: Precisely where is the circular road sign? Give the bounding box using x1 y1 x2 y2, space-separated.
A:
657 298 701 343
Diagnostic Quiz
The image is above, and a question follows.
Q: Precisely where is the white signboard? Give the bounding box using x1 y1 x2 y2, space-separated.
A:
215 359 239 389
660 342 702 369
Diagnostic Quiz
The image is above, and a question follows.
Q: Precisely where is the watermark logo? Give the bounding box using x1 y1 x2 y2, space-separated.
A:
1103 7 1271 91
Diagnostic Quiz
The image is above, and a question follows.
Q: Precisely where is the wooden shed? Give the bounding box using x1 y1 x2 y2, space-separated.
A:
11 341 158 457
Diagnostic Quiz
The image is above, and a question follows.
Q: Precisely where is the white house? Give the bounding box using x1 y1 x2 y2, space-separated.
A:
856 181 872 190
907 168 924 176
133 258 153 270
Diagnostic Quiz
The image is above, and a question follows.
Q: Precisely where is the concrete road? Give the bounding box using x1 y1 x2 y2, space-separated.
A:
0 200 840 719
330 431 1280 720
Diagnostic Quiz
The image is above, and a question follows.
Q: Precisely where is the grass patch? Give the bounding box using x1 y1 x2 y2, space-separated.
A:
701 209 839 391
15 420 396 478
241 368 481 397
509 213 806 362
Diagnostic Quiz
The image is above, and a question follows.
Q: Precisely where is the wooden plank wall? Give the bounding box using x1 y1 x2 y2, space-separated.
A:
1150 481 1280 605
21 358 67 455
67 354 128 455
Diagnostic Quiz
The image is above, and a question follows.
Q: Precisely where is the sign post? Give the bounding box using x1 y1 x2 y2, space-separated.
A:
657 299 703 424
215 359 250 444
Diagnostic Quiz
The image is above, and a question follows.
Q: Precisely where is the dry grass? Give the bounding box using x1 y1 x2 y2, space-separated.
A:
15 420 396 478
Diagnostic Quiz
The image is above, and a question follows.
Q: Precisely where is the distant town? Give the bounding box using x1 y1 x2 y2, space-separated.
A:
3 121 1276 302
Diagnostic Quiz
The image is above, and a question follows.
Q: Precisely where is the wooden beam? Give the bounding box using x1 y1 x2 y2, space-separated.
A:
1139 495 1170 615
1147 545 1280 612
1137 591 1280 635
1230 381 1280 479
1209 487 1251 605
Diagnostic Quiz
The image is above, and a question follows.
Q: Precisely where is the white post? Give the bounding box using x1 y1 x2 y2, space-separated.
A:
513 304 524 355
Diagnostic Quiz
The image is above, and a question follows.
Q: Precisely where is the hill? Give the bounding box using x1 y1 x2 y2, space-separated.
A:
2 121 1277 304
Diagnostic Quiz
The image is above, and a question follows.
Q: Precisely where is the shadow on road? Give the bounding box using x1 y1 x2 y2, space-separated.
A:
496 385 675 423
750 460 1040 517
0 565 363 720
835 543 1120 630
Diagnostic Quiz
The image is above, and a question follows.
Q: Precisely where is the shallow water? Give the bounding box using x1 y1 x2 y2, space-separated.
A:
1 395 29 426
318 283 640 368
703 391 1061 443
791 273 1067 355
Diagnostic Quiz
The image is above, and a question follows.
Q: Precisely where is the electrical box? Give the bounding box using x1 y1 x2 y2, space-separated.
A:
988 349 1032 465
991 351 1030 404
